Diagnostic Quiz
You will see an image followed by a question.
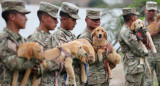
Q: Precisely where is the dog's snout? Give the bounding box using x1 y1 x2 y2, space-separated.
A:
140 27 143 29
85 53 87 56
99 34 102 38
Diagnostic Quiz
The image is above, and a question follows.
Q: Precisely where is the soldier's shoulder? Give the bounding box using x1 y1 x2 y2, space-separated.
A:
0 30 9 40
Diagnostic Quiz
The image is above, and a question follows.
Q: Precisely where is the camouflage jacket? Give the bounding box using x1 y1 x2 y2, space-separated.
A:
28 28 61 86
53 27 82 85
143 18 160 61
78 28 109 85
0 28 37 85
53 27 76 45
119 25 148 75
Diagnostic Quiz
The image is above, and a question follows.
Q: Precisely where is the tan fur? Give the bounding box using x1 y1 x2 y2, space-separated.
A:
91 26 121 79
75 39 95 83
147 13 160 34
12 42 45 86
131 19 157 75
42 41 87 86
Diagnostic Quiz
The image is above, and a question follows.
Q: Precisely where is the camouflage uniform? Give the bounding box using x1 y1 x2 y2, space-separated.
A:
28 2 62 86
119 8 149 86
77 9 110 86
53 2 81 86
143 1 160 86
0 1 37 86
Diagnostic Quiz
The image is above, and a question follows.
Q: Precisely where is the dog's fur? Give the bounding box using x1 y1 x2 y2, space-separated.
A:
91 26 121 78
75 39 95 83
131 19 157 75
12 42 45 86
147 13 160 35
42 41 87 86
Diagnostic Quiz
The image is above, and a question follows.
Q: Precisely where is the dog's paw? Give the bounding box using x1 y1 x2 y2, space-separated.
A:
137 64 144 68
153 49 157 53
65 80 70 85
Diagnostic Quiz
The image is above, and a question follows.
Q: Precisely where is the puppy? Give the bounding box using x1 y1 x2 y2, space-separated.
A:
91 26 121 79
76 39 96 83
147 13 160 35
42 41 88 86
131 19 157 75
12 42 45 86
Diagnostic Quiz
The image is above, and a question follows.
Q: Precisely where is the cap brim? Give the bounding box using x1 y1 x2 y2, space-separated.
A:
48 13 61 18
70 14 80 19
134 12 139 15
146 7 157 11
18 8 30 14
87 16 101 19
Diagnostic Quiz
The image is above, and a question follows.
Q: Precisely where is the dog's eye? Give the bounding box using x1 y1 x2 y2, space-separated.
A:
80 47 82 49
102 30 104 32
97 30 99 32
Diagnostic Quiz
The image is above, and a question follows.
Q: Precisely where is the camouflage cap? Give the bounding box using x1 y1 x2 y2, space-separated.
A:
146 1 157 10
1 0 30 14
122 7 139 15
86 9 100 19
38 1 60 18
61 2 80 19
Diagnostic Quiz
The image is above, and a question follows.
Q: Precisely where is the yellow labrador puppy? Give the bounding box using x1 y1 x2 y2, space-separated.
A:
43 40 87 86
131 19 157 75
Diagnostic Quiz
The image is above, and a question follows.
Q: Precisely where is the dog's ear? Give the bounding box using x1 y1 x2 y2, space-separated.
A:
104 31 108 40
91 29 96 38
72 44 78 56
130 22 135 31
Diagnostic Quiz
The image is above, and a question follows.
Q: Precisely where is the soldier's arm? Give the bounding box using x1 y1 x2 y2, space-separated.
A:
0 39 37 71
122 31 148 57
44 60 61 72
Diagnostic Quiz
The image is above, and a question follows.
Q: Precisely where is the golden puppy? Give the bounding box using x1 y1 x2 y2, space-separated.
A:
91 26 121 79
76 39 95 83
43 41 87 86
131 19 157 75
147 13 160 35
12 42 45 86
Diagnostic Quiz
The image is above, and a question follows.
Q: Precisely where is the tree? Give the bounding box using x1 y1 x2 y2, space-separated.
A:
88 0 108 8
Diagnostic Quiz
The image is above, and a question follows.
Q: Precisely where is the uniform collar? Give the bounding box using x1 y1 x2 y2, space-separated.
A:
4 27 22 40
37 28 51 36
58 27 74 37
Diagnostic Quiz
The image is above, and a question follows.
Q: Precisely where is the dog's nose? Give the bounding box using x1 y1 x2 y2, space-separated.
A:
85 53 87 56
140 27 143 29
99 34 102 38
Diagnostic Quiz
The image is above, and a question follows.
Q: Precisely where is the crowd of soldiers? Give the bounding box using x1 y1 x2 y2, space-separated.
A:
0 0 159 86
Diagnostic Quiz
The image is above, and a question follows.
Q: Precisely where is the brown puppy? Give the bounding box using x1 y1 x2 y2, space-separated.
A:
147 13 160 36
91 26 121 79
76 39 95 83
12 42 45 86
131 19 157 75
43 41 87 86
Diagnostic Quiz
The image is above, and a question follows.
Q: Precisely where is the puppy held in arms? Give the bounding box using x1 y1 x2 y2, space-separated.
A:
42 41 88 86
91 26 121 79
12 42 46 86
131 19 157 75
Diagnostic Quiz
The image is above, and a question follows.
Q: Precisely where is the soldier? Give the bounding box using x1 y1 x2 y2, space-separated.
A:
143 1 160 86
119 7 148 86
53 2 81 85
28 1 63 86
77 9 115 86
0 0 38 85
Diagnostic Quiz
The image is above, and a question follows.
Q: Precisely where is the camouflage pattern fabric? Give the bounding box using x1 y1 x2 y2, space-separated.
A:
86 9 101 19
0 28 38 86
28 28 62 86
119 25 148 86
78 28 109 86
122 7 139 15
143 19 160 86
53 27 83 86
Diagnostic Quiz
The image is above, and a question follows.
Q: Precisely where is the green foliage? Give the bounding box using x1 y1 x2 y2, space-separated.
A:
88 0 108 8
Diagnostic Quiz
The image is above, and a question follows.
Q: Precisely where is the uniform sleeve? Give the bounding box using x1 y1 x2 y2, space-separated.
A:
44 60 61 72
122 31 148 57
0 38 37 71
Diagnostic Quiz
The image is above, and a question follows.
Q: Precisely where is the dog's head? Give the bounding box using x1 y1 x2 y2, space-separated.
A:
17 42 43 61
131 19 145 32
71 41 88 64
91 26 107 41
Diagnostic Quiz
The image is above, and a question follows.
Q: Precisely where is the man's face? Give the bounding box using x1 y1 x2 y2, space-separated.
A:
45 16 58 31
85 18 100 30
14 12 28 29
63 17 77 30
145 9 157 18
